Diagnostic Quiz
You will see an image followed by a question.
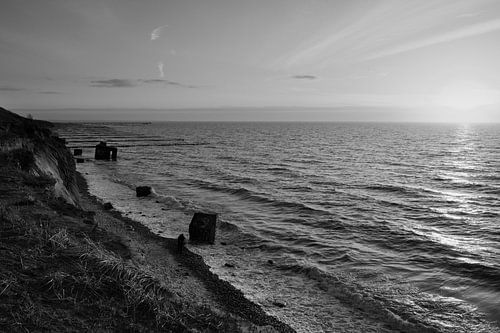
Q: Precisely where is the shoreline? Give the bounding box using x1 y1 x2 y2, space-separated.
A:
58 120 500 333
4 107 498 332
0 106 294 332
75 171 295 332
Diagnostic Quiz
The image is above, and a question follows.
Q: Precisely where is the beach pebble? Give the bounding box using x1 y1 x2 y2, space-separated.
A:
272 301 286 308
136 186 152 197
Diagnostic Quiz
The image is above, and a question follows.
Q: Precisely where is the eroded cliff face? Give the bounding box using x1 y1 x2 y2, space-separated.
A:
0 107 80 206
33 136 80 206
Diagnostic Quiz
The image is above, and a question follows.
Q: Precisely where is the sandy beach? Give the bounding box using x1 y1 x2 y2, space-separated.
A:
75 173 294 332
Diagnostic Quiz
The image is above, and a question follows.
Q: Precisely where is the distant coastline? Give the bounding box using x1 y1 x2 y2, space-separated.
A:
12 105 500 123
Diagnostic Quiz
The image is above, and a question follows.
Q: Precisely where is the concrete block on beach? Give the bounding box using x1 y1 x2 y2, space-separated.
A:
189 213 217 244
136 186 152 197
94 141 117 161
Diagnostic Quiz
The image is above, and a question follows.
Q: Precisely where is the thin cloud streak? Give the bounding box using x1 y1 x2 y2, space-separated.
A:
273 0 496 70
292 75 317 80
141 79 198 89
158 61 165 78
38 91 62 94
364 18 500 61
90 79 136 88
89 78 198 89
277 26 356 69
0 86 25 91
151 25 167 41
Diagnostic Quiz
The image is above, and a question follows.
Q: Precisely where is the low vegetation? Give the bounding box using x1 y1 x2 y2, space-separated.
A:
0 195 243 332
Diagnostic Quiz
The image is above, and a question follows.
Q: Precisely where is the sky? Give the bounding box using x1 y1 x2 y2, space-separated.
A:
1 0 500 122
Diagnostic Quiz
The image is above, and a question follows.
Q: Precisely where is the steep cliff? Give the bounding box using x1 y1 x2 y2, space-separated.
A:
0 107 79 206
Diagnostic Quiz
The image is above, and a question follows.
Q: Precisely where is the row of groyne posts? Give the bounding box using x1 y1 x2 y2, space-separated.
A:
71 142 217 247
73 141 118 163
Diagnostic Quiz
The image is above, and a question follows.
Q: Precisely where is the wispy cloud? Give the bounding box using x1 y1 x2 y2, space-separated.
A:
0 86 25 91
38 91 61 94
456 12 482 19
292 75 317 80
90 78 197 89
141 79 198 88
273 1 497 69
158 61 164 78
151 25 168 41
90 79 137 88
364 18 500 60
1 86 62 94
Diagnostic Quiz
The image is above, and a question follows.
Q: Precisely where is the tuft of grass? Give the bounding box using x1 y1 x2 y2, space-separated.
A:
48 228 72 249
0 274 19 297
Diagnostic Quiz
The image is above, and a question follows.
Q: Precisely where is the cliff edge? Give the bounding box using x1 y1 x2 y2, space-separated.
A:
0 107 79 206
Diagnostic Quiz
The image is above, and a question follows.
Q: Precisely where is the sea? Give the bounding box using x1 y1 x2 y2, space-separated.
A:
57 121 500 332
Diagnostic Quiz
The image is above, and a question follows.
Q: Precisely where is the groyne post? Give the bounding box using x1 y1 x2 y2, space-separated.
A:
111 147 117 161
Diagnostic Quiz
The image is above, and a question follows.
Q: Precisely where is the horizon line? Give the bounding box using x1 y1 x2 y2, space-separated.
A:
13 105 409 111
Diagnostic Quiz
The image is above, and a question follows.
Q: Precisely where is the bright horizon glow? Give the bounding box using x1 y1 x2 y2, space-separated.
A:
18 105 498 123
435 80 500 111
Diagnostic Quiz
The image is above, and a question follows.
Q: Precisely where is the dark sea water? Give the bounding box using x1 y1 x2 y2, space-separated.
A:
58 122 500 332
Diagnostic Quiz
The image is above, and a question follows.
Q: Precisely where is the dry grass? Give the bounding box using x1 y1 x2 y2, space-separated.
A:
0 200 241 332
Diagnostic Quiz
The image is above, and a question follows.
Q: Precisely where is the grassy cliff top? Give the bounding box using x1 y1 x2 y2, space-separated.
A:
0 107 52 138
